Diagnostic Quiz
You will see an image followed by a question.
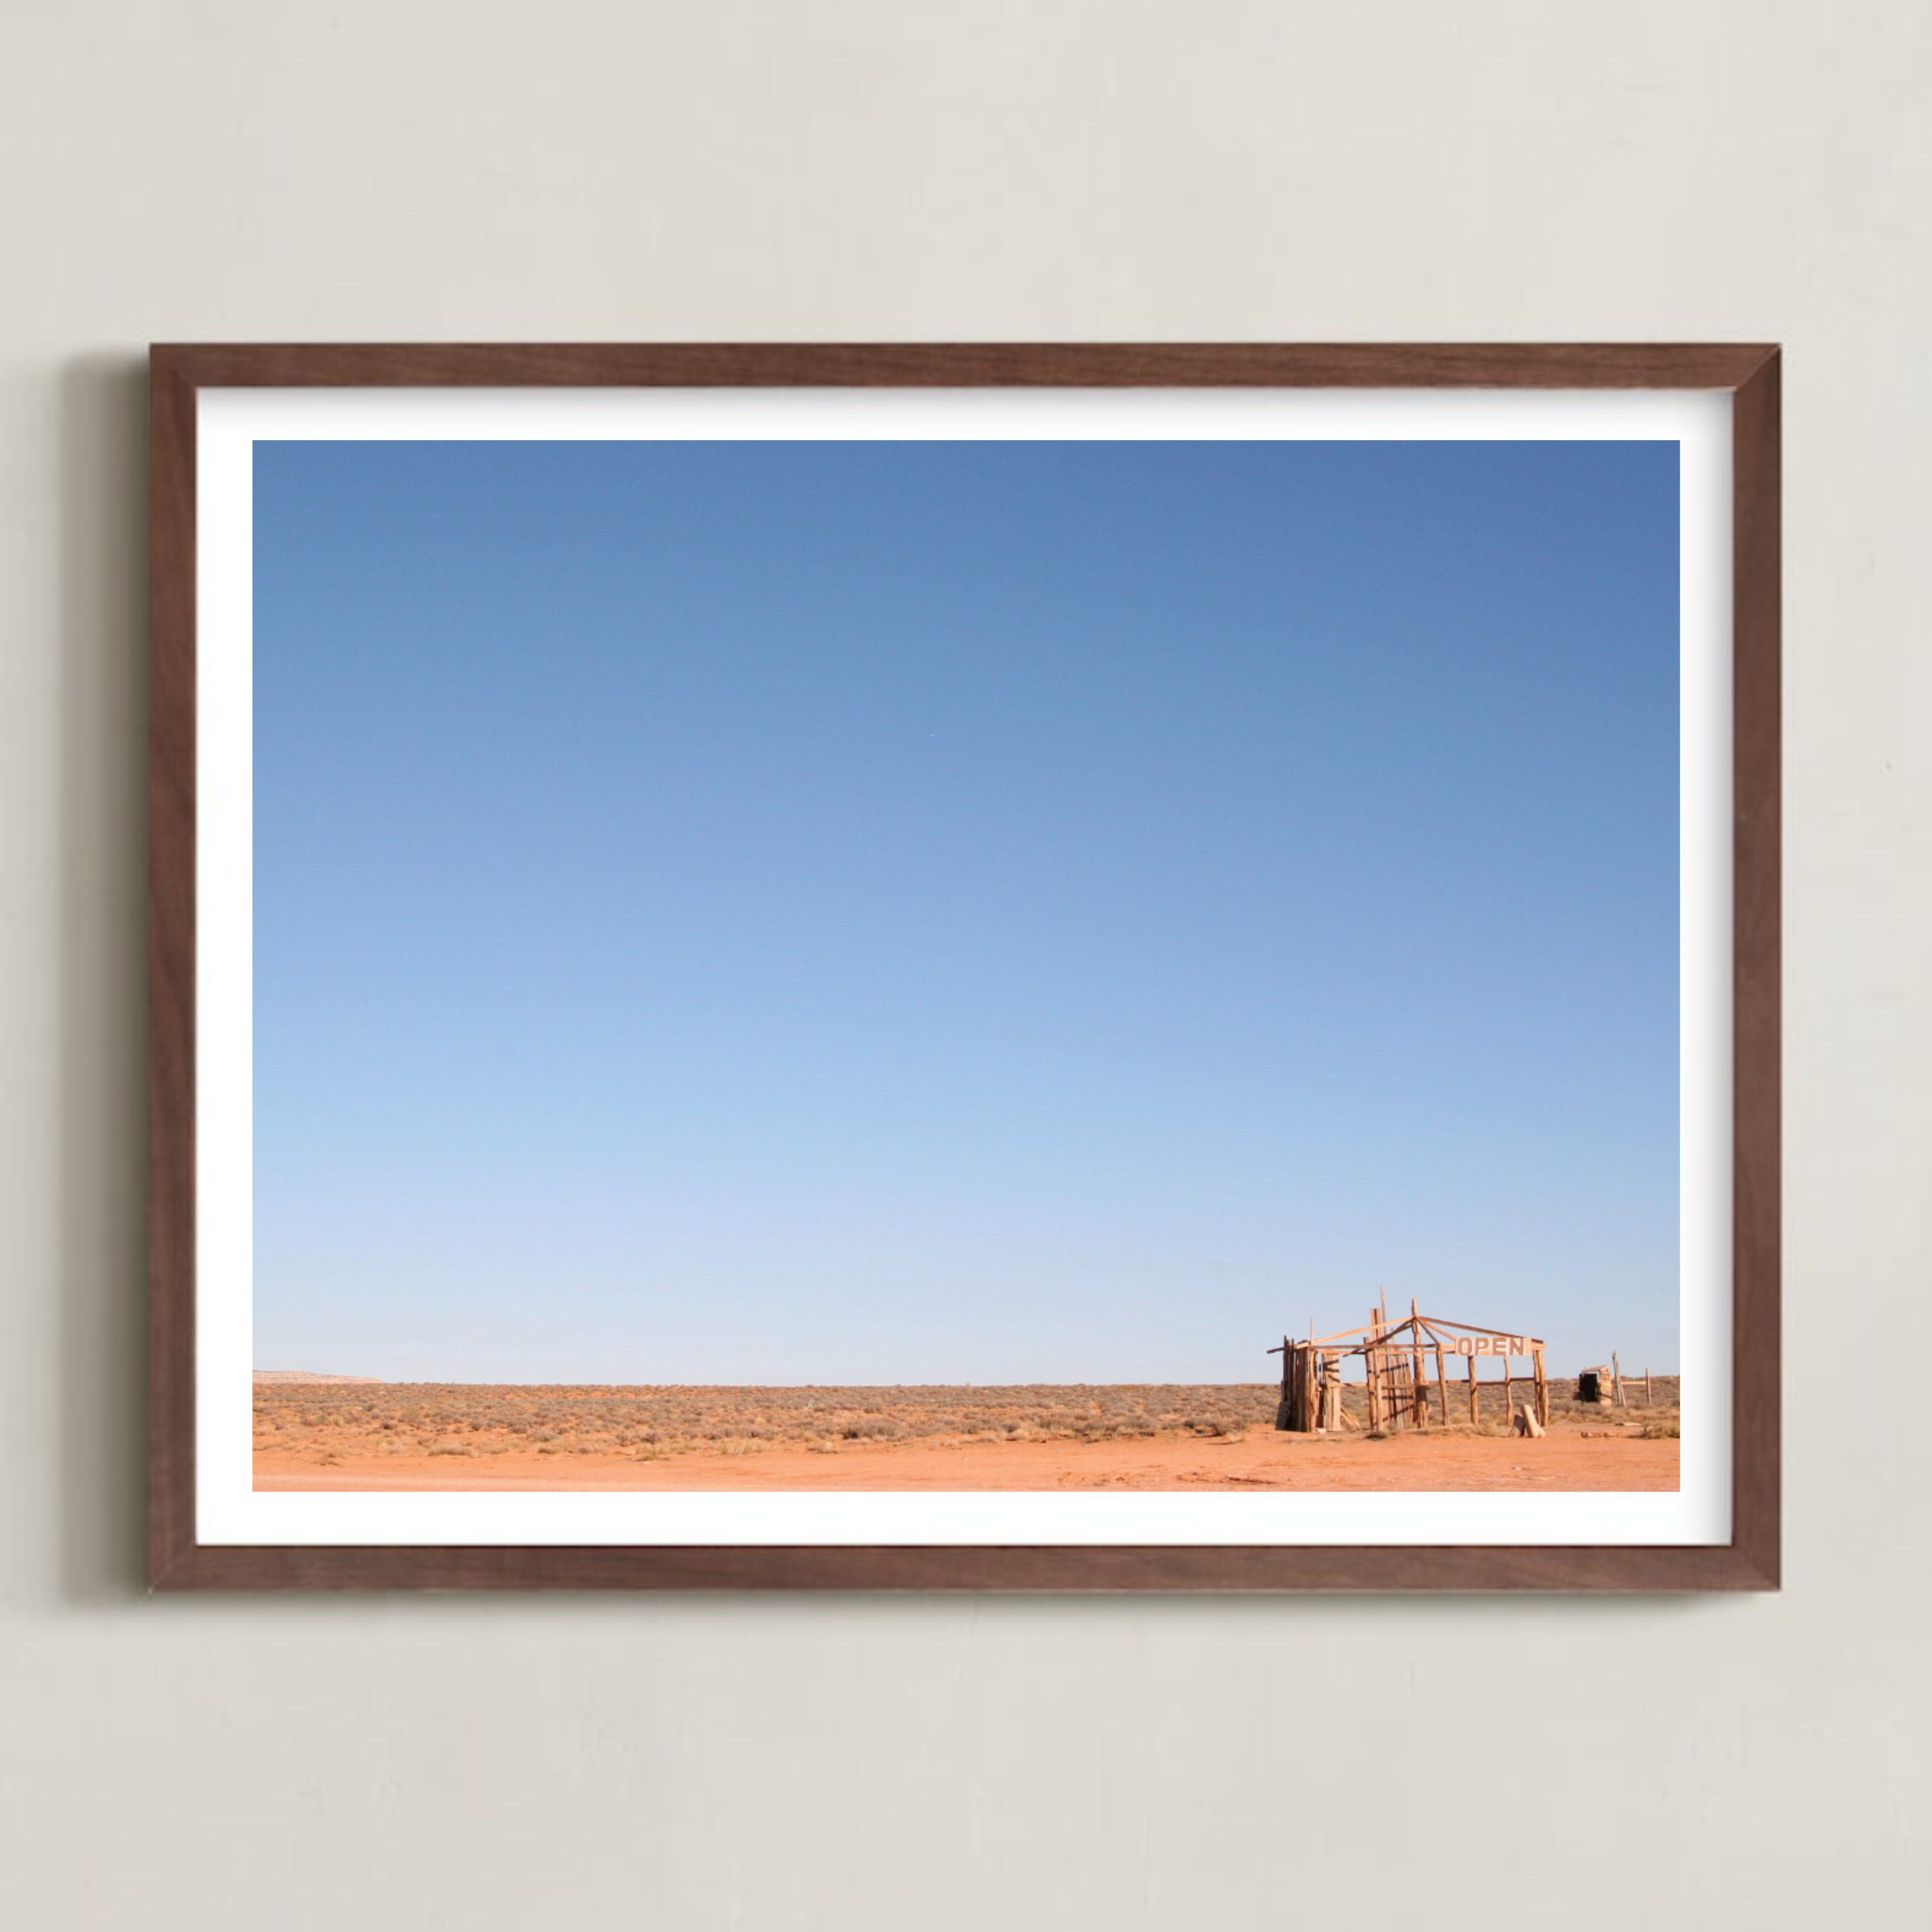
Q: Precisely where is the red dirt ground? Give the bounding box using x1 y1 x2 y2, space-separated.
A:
255 1425 1677 1492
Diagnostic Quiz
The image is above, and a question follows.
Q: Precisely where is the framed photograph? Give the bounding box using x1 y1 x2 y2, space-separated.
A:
148 343 1779 1590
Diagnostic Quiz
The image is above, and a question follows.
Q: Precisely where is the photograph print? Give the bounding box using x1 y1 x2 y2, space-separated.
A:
243 409 1691 1506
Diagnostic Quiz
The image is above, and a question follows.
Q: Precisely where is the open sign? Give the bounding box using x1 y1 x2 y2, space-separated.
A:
1452 1336 1535 1357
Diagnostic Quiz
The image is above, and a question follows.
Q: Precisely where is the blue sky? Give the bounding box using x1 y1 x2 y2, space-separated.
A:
253 437 1679 1382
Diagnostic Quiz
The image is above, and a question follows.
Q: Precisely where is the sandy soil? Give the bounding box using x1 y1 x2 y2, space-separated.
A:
255 1425 1677 1492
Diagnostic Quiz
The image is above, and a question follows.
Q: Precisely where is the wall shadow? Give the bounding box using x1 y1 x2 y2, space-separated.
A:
55 353 151 1603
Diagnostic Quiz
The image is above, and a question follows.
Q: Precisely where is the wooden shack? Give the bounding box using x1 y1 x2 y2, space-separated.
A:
1271 1297 1548 1434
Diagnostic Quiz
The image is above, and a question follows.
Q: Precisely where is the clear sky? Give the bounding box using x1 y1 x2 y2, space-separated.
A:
253 436 1679 1384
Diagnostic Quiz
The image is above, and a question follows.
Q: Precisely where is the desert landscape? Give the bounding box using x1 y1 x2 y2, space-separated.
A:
252 1374 1680 1491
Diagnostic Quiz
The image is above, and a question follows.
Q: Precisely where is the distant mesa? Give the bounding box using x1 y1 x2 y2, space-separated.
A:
253 1369 384 1385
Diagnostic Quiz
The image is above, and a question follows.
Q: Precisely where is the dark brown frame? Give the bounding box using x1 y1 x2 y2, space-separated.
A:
148 343 1780 1591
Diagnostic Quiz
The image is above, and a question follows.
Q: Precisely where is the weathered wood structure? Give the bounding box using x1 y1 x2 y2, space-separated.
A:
1271 1296 1549 1435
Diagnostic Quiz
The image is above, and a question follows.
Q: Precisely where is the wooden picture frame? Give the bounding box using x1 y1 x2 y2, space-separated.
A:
148 343 1779 1591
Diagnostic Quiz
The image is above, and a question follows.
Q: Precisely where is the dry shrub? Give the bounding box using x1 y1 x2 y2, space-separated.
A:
257 1379 1287 1464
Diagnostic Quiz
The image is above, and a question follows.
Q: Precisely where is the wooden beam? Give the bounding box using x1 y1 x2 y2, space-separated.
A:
1410 1316 1547 1346
1333 1316 1421 1357
1308 1323 1382 1346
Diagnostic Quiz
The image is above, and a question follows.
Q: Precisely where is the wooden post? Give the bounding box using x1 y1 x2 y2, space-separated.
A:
1366 1309 1383 1431
1385 1298 1398 1429
1613 1352 1623 1407
1276 1335 1292 1430
1409 1300 1427 1427
1435 1343 1449 1428
1325 1354 1354 1429
1500 1348 1511 1429
1467 1350 1479 1426
1534 1346 1548 1428
1646 1369 1653 1407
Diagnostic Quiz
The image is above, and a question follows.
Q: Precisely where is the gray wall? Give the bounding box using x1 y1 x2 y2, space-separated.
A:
3 5 1923 1924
